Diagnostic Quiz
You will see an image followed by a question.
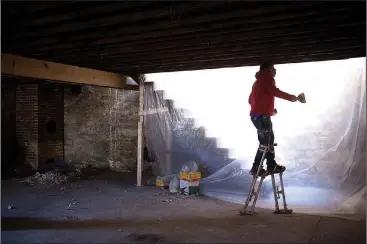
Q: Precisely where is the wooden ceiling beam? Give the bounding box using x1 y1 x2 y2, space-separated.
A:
1 53 138 90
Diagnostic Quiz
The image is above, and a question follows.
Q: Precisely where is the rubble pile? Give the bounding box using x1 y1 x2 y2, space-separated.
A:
13 171 71 186
74 164 87 175
12 162 106 186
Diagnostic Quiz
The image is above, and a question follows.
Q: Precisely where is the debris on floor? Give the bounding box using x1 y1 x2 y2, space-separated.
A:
154 191 193 203
128 233 164 243
11 164 112 186
7 205 16 210
13 171 71 186
66 198 78 210
64 216 80 220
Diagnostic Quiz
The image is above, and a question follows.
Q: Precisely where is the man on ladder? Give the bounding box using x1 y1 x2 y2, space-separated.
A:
241 61 305 215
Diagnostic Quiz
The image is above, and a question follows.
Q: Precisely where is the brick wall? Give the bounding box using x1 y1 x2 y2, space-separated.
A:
64 85 139 171
15 83 39 170
38 82 64 166
5 79 65 171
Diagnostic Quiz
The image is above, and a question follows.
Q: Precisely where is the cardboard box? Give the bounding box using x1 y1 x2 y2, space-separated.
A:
179 171 201 195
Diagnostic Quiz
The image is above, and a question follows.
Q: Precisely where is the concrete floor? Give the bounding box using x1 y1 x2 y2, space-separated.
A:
2 171 365 244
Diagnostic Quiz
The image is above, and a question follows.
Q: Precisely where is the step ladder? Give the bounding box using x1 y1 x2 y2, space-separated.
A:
240 144 292 215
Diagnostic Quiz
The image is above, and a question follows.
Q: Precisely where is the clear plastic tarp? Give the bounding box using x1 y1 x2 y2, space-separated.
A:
145 58 366 218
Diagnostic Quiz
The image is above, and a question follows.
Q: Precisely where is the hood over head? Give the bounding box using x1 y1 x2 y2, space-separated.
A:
255 70 273 80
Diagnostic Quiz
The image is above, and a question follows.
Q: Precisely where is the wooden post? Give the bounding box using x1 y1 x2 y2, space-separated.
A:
136 83 144 187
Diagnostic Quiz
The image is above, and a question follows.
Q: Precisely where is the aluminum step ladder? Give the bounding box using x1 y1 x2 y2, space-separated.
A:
240 144 292 215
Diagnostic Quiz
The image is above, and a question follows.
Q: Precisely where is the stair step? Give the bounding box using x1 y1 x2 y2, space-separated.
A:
184 117 195 125
154 90 165 102
177 118 195 130
165 99 174 109
199 137 218 149
194 126 206 138
144 81 154 88
173 108 186 122
213 148 230 159
143 83 154 100
165 99 175 120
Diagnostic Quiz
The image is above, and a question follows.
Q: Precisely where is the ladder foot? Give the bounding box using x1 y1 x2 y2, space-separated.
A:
239 210 257 216
274 209 293 214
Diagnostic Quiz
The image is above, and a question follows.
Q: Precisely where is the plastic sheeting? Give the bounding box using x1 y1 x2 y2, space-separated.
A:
144 58 366 218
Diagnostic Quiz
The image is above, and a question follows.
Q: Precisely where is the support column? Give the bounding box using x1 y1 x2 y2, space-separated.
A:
136 84 144 187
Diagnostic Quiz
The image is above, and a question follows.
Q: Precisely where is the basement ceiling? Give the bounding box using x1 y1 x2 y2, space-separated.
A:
2 1 366 74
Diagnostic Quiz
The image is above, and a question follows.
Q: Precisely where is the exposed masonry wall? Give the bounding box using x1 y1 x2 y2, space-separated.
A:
64 85 139 171
38 82 64 166
13 81 64 170
15 83 40 169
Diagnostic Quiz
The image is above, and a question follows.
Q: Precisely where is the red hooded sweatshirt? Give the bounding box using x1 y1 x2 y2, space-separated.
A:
248 70 295 116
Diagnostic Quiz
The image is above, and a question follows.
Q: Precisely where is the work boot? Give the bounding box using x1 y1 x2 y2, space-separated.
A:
265 152 285 174
267 164 286 174
250 165 267 177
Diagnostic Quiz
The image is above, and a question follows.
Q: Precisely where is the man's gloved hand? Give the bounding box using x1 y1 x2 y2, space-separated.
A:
290 95 298 102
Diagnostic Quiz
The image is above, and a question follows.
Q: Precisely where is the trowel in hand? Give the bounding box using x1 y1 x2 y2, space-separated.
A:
297 93 306 103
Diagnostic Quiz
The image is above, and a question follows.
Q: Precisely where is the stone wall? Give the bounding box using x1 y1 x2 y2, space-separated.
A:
64 85 139 171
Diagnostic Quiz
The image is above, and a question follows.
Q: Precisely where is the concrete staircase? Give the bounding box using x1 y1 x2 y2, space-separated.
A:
144 82 235 177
